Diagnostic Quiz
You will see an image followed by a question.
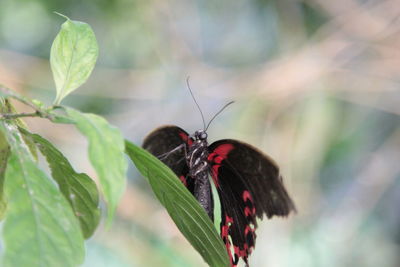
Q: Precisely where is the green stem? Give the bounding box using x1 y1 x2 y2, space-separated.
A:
0 85 56 121
0 85 38 111
1 112 40 119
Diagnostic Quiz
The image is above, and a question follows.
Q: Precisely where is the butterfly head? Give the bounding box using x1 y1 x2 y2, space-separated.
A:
194 130 208 141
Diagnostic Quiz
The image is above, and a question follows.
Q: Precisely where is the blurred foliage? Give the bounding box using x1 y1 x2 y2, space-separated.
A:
0 0 399 266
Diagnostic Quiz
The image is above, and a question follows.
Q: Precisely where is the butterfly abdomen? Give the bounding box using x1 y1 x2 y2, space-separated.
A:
186 139 214 220
193 171 214 221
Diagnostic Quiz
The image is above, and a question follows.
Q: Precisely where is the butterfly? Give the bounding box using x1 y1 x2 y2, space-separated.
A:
142 84 295 267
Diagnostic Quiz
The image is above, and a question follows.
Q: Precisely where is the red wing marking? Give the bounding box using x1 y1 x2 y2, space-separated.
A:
211 165 221 186
226 240 234 266
209 144 258 266
214 156 224 164
244 226 252 236
243 190 256 217
233 245 251 266
226 215 234 224
221 225 229 239
179 175 187 187
212 143 234 158
208 144 234 188
244 207 254 217
208 159 221 187
242 190 253 202
207 143 234 162
221 215 235 266
219 189 255 266
179 132 193 146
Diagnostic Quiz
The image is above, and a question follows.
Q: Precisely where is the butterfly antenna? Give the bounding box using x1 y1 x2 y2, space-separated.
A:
205 101 234 131
186 77 206 130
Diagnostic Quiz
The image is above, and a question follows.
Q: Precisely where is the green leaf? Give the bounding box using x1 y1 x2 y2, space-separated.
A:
65 107 127 222
0 98 38 160
20 128 101 238
51 14 98 105
0 128 9 220
48 112 75 124
0 122 85 267
125 141 230 267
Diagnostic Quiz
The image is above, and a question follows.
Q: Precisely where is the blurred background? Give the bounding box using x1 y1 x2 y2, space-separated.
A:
1 0 399 266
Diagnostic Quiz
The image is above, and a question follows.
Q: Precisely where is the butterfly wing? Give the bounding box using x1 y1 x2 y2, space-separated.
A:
208 139 296 266
144 125 216 221
142 125 194 192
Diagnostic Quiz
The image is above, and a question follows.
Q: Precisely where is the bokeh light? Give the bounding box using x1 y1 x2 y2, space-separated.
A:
1 0 399 266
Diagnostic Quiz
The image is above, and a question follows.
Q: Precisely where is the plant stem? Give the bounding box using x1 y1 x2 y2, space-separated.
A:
1 112 40 119
0 85 56 121
0 85 38 111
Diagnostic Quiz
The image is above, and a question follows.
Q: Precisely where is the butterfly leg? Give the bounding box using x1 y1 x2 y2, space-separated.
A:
156 143 186 161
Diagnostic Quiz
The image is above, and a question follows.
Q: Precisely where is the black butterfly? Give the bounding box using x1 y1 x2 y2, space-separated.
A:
142 87 295 267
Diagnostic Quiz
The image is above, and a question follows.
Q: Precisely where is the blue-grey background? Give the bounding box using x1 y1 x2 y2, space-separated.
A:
0 0 399 266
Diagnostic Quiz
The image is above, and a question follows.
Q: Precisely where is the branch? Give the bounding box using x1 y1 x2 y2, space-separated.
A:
1 112 40 119
0 85 39 111
0 85 56 121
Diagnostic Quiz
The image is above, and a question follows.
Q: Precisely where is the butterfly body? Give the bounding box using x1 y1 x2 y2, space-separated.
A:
187 130 214 220
143 125 295 267
187 130 209 177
